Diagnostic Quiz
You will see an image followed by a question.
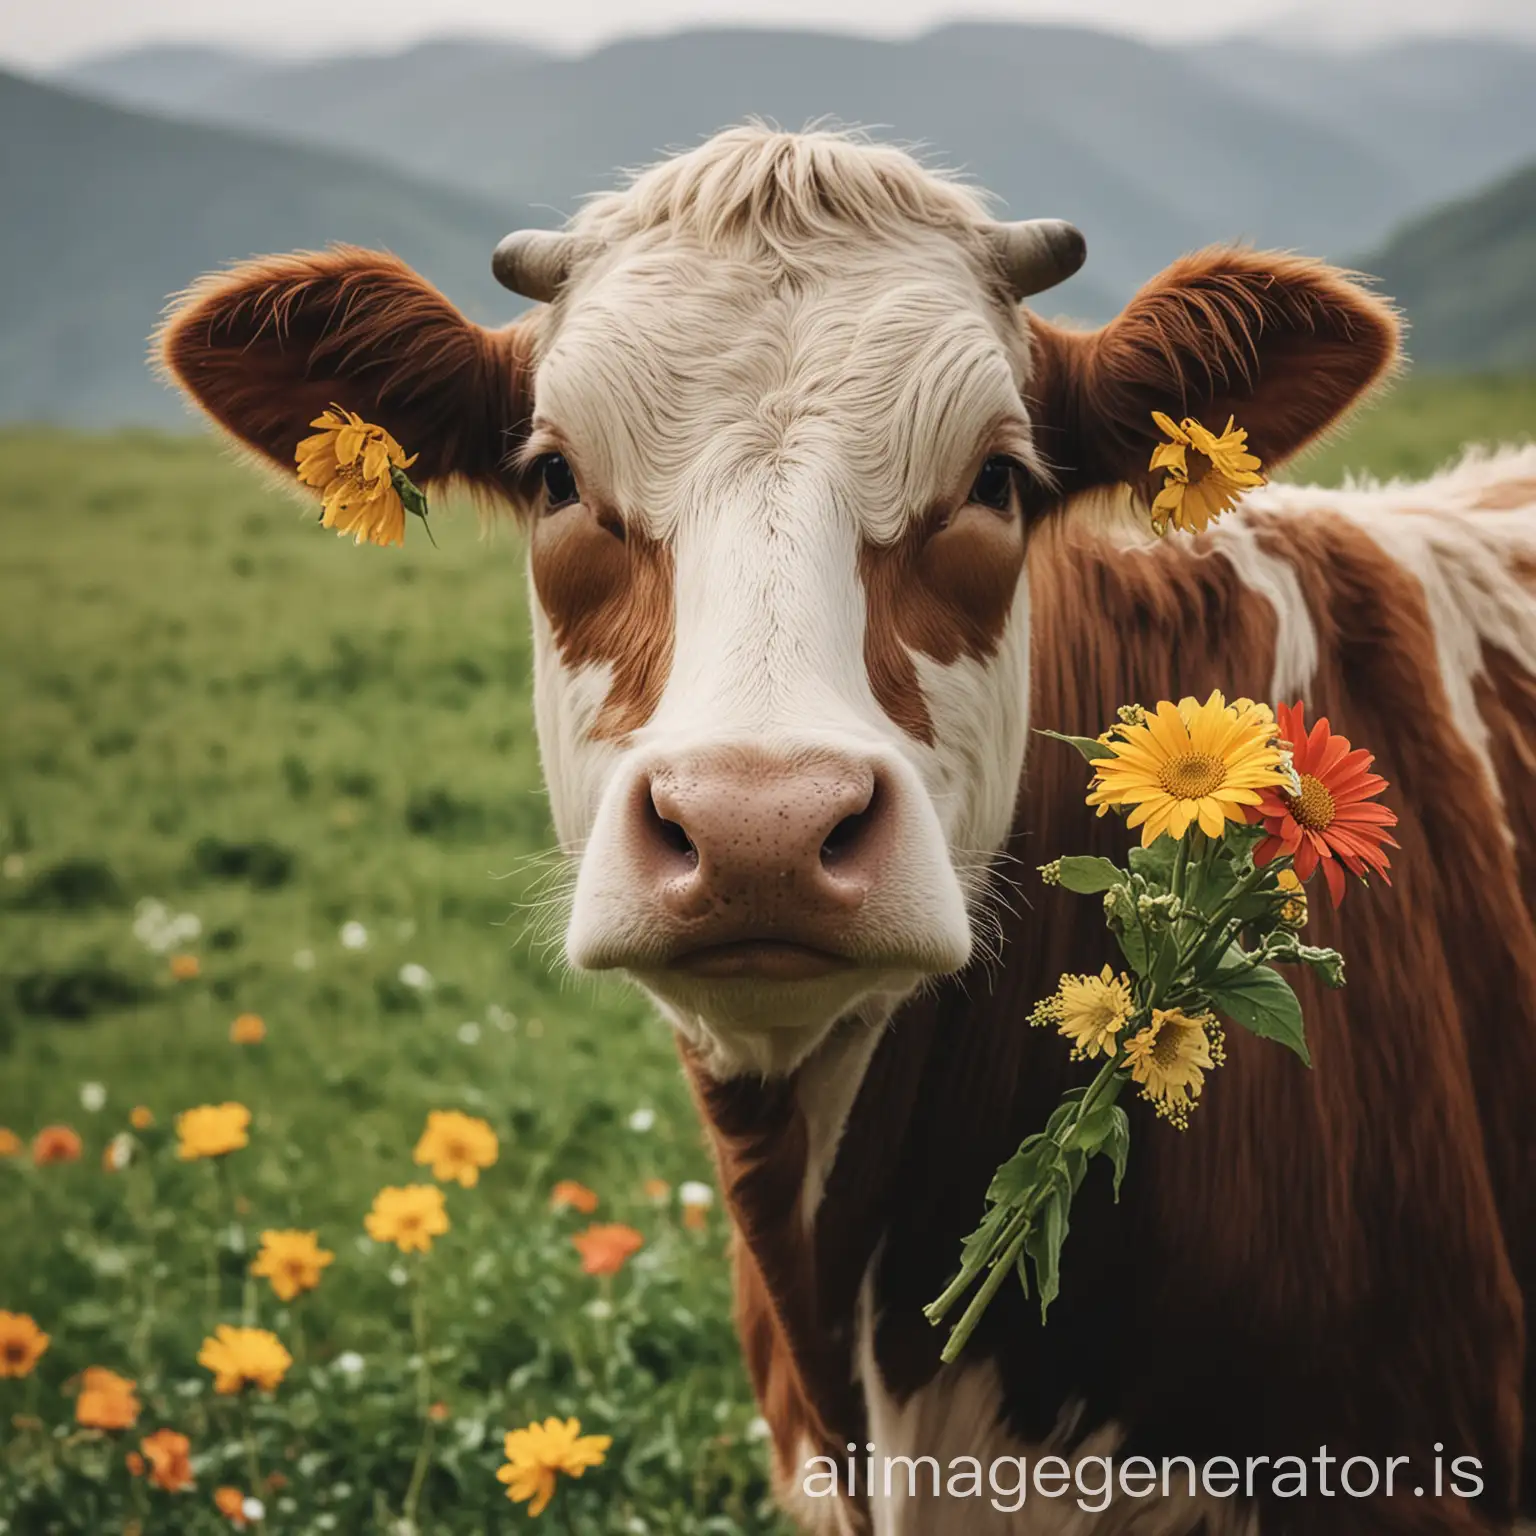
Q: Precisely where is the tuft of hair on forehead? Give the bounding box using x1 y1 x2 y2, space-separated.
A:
571 125 997 267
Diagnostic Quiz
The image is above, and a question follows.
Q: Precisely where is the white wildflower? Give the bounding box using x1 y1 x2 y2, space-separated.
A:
679 1181 714 1210
79 1082 107 1113
339 920 369 951
333 1351 365 1377
627 1107 656 1133
398 963 432 990
456 1021 481 1045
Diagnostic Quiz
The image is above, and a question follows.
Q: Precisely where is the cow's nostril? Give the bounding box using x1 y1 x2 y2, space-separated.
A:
820 780 882 869
644 786 698 866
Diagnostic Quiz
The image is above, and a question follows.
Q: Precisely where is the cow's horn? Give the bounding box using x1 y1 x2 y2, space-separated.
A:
989 219 1087 299
492 229 578 303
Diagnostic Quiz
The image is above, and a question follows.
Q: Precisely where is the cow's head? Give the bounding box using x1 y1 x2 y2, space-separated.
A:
160 128 1397 1076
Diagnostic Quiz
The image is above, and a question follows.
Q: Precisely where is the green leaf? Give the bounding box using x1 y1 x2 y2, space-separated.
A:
1113 919 1150 976
1102 1107 1131 1200
984 1135 1050 1205
1054 855 1126 895
1128 837 1177 887
1036 728 1115 763
1023 1187 1071 1321
1204 958 1312 1065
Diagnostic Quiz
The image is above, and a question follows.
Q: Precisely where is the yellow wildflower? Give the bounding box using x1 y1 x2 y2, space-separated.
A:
129 1106 154 1130
364 1184 450 1254
1122 1007 1224 1129
250 1229 334 1302
198 1325 291 1393
413 1110 498 1188
497 1416 611 1517
1087 690 1288 847
1052 965 1135 1060
1148 412 1265 536
0 1128 21 1157
0 1311 49 1378
170 953 200 980
295 406 419 548
176 1103 250 1160
75 1366 141 1429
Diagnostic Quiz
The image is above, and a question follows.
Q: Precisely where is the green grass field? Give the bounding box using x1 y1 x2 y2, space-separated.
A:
1 374 1533 1534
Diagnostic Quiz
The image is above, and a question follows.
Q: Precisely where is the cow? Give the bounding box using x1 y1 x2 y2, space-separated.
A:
158 127 1536 1534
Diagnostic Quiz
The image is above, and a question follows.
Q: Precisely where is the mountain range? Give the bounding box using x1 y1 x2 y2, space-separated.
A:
2 25 1534 425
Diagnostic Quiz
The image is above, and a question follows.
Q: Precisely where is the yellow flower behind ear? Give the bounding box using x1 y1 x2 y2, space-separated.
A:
1148 412 1265 536
295 406 420 548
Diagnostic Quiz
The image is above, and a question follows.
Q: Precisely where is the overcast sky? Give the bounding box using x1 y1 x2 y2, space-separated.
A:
4 0 1535 68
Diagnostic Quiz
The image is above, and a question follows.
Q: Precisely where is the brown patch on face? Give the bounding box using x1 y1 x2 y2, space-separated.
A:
529 503 674 739
1474 478 1536 512
860 503 1026 742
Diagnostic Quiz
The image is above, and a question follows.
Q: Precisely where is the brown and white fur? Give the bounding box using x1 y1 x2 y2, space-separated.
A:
158 128 1536 1534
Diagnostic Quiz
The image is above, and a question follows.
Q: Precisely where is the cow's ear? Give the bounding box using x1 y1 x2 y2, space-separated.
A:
157 246 532 497
1024 248 1400 505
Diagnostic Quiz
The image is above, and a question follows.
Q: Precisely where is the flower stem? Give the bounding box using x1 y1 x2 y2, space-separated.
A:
927 1054 1122 1362
401 1259 435 1529
242 1397 265 1532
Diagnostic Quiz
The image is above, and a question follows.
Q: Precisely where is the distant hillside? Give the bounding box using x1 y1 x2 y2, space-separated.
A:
1362 160 1536 372
55 22 1454 315
0 70 529 425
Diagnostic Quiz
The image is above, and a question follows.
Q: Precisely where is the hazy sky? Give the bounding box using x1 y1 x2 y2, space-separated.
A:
5 0 1535 68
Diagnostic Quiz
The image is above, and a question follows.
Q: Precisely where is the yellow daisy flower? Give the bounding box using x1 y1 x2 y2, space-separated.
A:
250 1229 335 1302
364 1184 450 1254
175 1103 250 1160
295 406 419 549
229 1013 266 1045
413 1110 498 1189
1053 965 1135 1060
1148 412 1265 536
1088 690 1288 847
1122 1007 1224 1129
0 1311 49 1378
197 1325 292 1394
496 1416 611 1516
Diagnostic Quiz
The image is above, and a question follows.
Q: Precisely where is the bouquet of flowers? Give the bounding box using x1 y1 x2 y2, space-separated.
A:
924 692 1398 1362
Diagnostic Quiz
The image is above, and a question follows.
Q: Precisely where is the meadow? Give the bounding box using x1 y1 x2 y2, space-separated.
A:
2 373 1534 1534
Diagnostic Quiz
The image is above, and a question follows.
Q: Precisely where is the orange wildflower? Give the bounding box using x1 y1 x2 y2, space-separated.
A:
198 1326 291 1394
1252 701 1398 907
130 1106 155 1130
176 1103 250 1160
229 1013 266 1045
170 954 200 980
75 1366 141 1429
0 1128 21 1157
126 1451 146 1477
0 1312 49 1378
214 1486 246 1525
32 1125 82 1165
570 1223 643 1277
140 1428 195 1492
550 1179 599 1215
250 1229 334 1302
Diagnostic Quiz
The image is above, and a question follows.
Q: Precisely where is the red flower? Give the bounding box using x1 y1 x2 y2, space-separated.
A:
1252 702 1398 907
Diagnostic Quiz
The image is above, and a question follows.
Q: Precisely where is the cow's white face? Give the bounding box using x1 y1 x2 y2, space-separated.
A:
161 128 1398 1083
523 233 1044 1074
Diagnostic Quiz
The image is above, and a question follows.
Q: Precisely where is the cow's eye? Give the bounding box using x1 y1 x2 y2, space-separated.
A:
968 456 1016 513
539 453 580 509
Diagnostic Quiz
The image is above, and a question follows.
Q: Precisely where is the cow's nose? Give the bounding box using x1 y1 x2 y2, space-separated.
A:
636 748 893 930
